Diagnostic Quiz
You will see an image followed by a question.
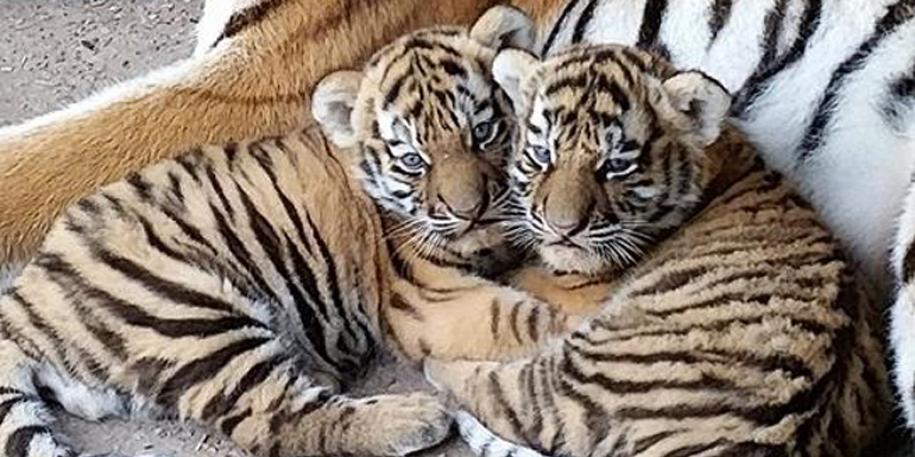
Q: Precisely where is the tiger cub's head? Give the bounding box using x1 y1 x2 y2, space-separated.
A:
312 6 535 262
493 45 732 274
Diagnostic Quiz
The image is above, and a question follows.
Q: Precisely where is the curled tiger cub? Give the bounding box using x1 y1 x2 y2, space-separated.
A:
0 8 567 457
427 43 892 457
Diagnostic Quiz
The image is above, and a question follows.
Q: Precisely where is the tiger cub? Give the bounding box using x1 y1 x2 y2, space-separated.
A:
0 8 565 457
426 44 892 457
312 7 577 364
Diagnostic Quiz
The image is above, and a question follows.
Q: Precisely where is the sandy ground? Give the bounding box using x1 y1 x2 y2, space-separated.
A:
1 2 913 457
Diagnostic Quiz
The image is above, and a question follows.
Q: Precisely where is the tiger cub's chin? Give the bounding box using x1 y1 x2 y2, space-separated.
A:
538 244 609 276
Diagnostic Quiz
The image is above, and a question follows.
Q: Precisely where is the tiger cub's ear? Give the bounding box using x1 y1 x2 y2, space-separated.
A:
657 71 732 147
470 5 536 51
492 49 540 115
312 70 363 148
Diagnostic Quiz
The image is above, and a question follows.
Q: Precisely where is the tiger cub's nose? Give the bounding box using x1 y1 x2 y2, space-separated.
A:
543 193 592 237
437 190 488 221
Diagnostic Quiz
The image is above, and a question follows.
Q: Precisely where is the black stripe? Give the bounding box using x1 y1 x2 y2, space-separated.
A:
663 439 728 457
542 0 582 54
527 305 541 344
212 0 287 48
633 430 680 454
176 153 202 183
882 61 915 129
734 0 823 114
7 292 71 366
384 76 407 107
798 0 915 162
903 233 915 282
234 185 342 369
157 337 271 410
509 301 523 344
205 163 236 220
36 253 267 338
488 370 526 441
490 299 501 337
126 172 154 203
6 426 52 457
70 293 129 361
571 0 600 44
209 202 282 304
389 292 423 320
0 397 28 427
158 203 219 255
167 171 185 205
595 74 631 111
440 59 468 78
760 0 790 67
221 407 252 436
708 0 733 43
564 346 746 394
545 73 589 96
636 0 669 51
91 244 236 313
202 354 289 420
303 209 361 343
523 360 543 441
555 353 611 450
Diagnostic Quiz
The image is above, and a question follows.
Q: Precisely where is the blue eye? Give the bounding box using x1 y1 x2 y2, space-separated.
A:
400 153 425 169
473 121 494 143
602 158 637 178
530 145 551 164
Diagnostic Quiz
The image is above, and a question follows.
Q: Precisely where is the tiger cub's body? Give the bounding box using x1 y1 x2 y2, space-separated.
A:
0 132 450 457
428 44 891 457
0 9 571 457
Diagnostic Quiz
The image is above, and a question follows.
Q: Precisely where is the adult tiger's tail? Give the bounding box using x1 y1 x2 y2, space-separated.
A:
0 0 496 266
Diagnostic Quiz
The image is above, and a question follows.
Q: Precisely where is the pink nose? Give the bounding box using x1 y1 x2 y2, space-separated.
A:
543 193 592 237
438 191 488 220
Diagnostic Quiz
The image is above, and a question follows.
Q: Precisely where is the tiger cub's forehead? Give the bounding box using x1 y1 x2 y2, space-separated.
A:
533 54 650 116
365 28 494 100
526 47 664 141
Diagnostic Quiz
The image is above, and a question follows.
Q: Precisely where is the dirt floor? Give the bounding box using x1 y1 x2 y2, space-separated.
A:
0 1 465 456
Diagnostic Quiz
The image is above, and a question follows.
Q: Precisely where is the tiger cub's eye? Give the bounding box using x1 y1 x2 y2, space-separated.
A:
601 158 638 179
472 121 496 147
400 153 425 170
530 145 551 165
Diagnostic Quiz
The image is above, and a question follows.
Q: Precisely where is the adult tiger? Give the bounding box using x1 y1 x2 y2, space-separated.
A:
426 43 891 457
0 9 569 457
